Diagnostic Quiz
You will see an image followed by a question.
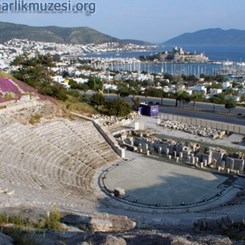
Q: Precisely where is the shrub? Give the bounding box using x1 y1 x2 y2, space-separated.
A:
43 207 62 230
29 114 41 125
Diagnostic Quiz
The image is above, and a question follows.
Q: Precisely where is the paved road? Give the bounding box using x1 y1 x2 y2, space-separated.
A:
138 96 245 115
101 93 245 113
158 106 245 126
86 92 245 126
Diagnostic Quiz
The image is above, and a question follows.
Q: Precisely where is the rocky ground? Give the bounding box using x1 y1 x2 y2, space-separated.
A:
0 206 243 244
160 119 227 139
0 95 67 126
0 222 239 245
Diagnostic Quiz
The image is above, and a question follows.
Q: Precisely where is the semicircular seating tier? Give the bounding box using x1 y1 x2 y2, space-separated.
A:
0 119 119 199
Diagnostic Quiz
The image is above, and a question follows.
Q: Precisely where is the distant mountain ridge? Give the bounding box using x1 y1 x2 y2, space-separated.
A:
163 28 245 46
0 22 150 45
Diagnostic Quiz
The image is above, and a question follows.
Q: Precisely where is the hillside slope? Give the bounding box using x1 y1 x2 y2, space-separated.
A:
0 22 119 44
0 22 150 45
163 28 245 46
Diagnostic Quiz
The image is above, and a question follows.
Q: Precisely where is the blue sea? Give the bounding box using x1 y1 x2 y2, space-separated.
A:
83 45 245 76
84 45 245 62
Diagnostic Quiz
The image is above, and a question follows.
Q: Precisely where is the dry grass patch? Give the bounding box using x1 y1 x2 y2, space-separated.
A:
66 102 98 116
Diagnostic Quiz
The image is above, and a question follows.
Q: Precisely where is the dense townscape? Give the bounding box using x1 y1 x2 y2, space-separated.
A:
0 38 245 110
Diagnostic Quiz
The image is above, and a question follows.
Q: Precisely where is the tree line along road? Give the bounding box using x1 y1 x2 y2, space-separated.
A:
86 92 245 126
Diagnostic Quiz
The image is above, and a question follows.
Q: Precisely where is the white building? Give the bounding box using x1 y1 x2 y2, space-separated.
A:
73 78 88 84
103 84 118 91
210 88 223 96
52 75 64 84
222 81 232 89
193 84 207 95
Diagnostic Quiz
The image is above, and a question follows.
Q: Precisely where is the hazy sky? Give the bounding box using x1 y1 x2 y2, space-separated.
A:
0 0 244 42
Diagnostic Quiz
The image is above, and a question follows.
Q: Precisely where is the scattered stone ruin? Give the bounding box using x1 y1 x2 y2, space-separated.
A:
160 120 227 139
92 112 139 127
118 130 245 175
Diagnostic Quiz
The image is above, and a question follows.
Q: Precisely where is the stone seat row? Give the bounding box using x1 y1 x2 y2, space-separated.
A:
0 141 82 181
0 119 119 195
0 154 93 194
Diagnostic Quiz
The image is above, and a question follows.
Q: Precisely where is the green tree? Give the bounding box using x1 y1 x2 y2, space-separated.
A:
240 94 245 102
175 90 190 108
159 79 170 87
191 92 204 109
105 98 131 117
209 93 225 104
210 82 222 89
164 73 174 82
62 70 69 78
69 80 89 94
67 89 83 100
182 74 198 84
144 88 163 98
209 93 225 112
215 74 228 83
225 98 236 113
11 53 80 103
191 92 198 109
87 77 103 91
68 79 80 89
52 84 68 101
132 96 141 110
38 81 54 96
11 53 54 87
90 93 105 108
117 86 130 97
200 74 213 81
223 88 234 96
